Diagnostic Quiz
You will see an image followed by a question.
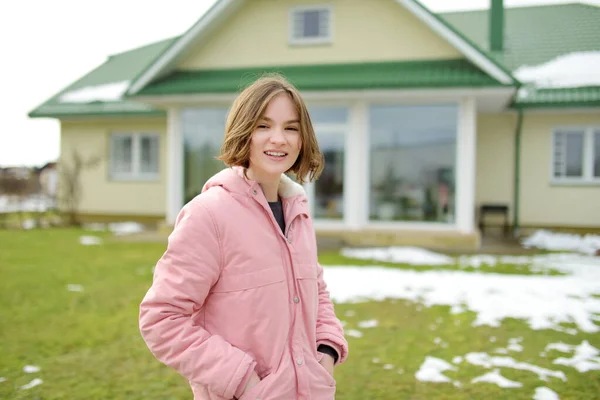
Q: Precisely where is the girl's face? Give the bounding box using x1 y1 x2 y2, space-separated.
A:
248 93 302 181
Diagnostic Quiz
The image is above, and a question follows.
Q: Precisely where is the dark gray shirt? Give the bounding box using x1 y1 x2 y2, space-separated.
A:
268 199 285 234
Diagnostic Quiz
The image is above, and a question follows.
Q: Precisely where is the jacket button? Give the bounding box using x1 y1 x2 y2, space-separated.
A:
297 359 303 365
252 189 257 195
293 296 299 304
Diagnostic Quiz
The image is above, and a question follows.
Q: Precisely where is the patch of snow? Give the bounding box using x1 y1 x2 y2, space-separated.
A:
490 336 497 342
383 364 394 370
553 340 600 373
372 358 380 364
0 377 5 383
324 256 600 333
452 356 463 364
450 304 465 314
522 230 600 256
23 365 40 373
109 222 145 236
20 378 43 390
22 219 36 230
357 319 378 329
59 81 129 103
465 352 567 382
471 369 522 388
415 356 457 383
554 326 578 335
344 310 355 317
508 338 524 352
514 52 600 89
533 387 560 400
79 236 102 246
434 337 442 344
340 246 454 266
453 380 462 387
545 342 575 354
345 329 363 338
67 284 84 292
495 348 509 354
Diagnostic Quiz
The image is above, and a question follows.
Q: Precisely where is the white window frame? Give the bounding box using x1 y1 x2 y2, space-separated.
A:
289 5 333 45
551 127 600 185
109 132 160 182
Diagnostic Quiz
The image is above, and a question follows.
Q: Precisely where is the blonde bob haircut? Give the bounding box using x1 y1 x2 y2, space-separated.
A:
218 74 324 184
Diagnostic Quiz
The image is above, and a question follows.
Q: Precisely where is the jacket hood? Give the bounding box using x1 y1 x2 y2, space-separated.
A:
201 166 306 200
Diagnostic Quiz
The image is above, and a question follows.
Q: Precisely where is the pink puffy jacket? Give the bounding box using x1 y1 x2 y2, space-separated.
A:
139 167 348 400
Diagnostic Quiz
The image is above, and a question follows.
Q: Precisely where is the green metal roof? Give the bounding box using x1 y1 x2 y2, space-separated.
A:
29 37 178 118
28 3 600 118
136 59 504 96
440 3 600 71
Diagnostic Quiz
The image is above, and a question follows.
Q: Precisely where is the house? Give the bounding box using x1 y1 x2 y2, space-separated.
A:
28 0 600 249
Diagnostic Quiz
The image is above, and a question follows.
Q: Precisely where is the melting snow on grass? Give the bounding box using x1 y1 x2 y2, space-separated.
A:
464 352 567 382
357 319 378 329
415 356 457 383
326 245 600 334
471 369 522 388
23 365 40 373
551 341 600 373
341 246 453 265
534 387 560 400
67 284 84 292
20 378 43 390
79 236 102 246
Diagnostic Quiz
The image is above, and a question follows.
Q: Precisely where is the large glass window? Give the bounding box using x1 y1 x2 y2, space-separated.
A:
182 108 228 203
310 107 348 220
369 104 458 223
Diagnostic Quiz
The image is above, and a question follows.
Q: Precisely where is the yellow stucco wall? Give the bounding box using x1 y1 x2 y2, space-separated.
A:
475 113 516 221
476 112 600 229
60 117 167 218
179 0 461 70
519 113 600 228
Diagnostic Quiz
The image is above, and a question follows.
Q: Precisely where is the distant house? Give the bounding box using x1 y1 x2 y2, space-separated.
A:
28 0 600 249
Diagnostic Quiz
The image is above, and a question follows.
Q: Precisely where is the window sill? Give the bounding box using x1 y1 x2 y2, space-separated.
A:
550 180 600 187
289 38 332 46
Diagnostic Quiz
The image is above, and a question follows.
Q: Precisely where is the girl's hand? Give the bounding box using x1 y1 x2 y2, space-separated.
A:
318 353 335 377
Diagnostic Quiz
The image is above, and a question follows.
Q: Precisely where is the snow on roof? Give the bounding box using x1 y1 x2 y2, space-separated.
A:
58 81 130 103
514 51 600 89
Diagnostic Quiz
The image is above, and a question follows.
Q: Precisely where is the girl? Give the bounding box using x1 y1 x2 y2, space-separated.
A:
139 74 348 400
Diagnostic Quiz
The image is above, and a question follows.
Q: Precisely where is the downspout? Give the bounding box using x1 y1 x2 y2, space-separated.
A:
513 109 524 237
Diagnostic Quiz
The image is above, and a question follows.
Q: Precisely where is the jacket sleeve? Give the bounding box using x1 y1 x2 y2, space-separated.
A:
315 262 349 365
139 199 256 398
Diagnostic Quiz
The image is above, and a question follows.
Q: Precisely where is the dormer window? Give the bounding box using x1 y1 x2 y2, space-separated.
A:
289 5 332 45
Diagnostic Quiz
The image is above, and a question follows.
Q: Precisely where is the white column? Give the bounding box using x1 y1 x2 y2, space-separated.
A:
166 107 184 225
345 100 369 229
456 97 477 233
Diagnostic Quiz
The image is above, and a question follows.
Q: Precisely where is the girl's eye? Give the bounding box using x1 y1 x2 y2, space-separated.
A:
286 127 299 131
257 124 268 129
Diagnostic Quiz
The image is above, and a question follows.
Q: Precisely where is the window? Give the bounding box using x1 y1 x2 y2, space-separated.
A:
369 105 458 223
552 128 600 183
309 107 348 220
290 5 332 45
109 133 159 181
182 108 228 203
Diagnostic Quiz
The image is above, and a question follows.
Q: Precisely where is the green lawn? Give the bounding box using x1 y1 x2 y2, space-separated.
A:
0 229 598 399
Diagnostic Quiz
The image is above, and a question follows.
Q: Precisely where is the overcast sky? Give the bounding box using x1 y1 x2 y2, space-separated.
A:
1 0 598 167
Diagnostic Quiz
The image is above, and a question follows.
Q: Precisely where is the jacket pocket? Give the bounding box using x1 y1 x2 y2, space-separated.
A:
212 267 285 293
